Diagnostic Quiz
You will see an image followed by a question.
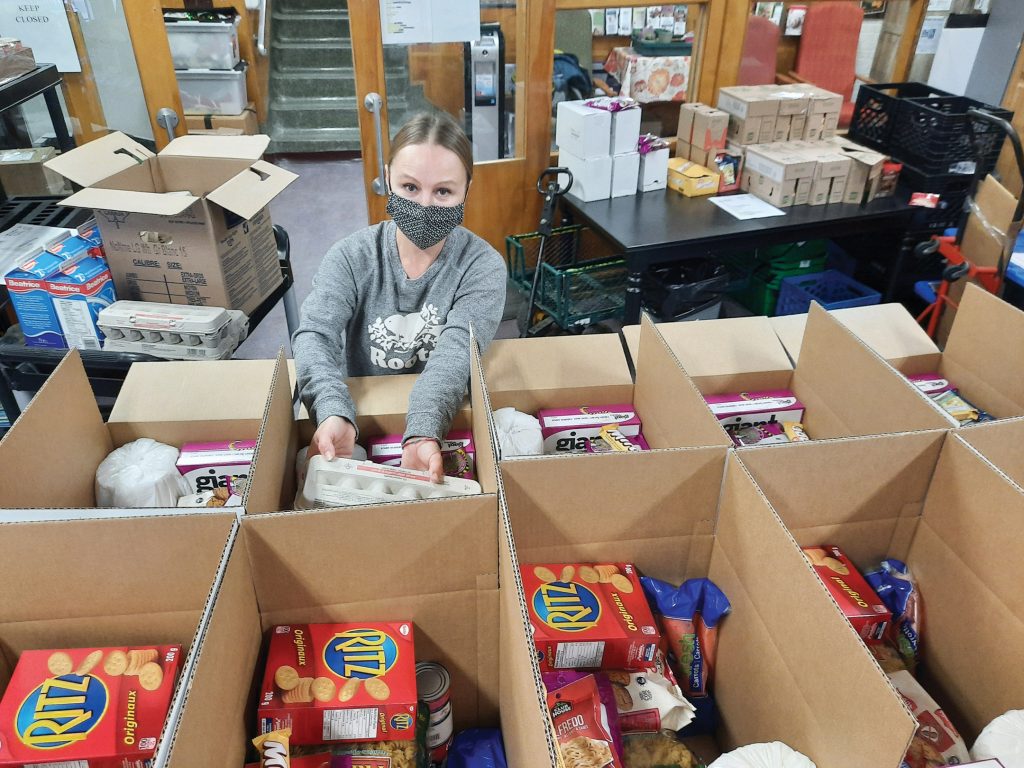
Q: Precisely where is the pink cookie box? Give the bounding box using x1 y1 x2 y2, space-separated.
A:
704 390 805 438
585 430 650 453
537 404 642 454
366 431 476 480
907 373 955 397
176 439 257 494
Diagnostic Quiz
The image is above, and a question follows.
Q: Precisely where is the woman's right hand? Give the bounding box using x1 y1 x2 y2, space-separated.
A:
309 416 356 461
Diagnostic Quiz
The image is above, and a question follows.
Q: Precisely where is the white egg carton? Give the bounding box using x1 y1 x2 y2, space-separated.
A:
98 301 248 360
296 456 482 509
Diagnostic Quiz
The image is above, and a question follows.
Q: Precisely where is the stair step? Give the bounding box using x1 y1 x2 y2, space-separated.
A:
274 40 352 70
275 0 348 13
266 125 362 154
272 73 358 99
271 10 350 42
270 96 360 127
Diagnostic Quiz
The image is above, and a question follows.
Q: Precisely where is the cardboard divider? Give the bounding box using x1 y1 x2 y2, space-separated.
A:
736 430 1024 751
484 317 730 453
499 445 917 767
953 415 1024 488
0 512 236 761
772 288 1024 422
0 350 280 520
244 351 299 515
652 304 954 442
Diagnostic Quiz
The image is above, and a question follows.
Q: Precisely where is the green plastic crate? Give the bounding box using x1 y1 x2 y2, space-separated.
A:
723 249 827 316
506 226 626 329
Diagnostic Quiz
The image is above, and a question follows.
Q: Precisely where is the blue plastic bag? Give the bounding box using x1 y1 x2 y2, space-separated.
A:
447 729 508 768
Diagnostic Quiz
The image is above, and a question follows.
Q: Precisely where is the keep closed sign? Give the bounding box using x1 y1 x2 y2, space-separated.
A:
0 0 82 73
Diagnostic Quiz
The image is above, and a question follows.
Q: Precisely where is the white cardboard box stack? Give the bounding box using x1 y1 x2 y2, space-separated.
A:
556 99 650 201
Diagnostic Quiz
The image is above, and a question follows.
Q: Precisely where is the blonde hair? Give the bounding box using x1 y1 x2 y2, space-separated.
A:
389 111 473 186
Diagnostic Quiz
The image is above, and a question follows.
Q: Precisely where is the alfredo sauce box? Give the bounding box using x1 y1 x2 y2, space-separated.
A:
521 563 662 671
257 623 418 745
536 405 642 454
803 546 889 644
176 439 257 494
704 390 805 438
0 645 181 768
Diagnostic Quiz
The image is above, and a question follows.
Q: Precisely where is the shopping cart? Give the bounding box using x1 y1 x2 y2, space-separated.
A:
517 167 573 337
913 109 1024 340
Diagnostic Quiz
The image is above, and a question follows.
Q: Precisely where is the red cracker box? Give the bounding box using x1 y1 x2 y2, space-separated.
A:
258 623 418 746
802 546 890 644
522 563 662 672
0 645 181 768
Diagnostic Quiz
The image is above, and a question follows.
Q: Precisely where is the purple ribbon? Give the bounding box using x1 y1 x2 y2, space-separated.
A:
584 96 639 113
637 133 668 155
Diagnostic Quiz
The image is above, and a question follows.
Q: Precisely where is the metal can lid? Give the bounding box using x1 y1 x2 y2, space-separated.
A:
415 661 451 702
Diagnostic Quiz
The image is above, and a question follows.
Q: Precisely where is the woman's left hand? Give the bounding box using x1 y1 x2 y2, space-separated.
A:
402 438 444 484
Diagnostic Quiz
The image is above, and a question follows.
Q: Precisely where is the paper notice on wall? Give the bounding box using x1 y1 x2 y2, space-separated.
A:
0 0 81 72
380 0 481 44
916 17 944 55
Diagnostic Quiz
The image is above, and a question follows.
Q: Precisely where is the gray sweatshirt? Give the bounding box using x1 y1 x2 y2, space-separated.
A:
293 220 506 441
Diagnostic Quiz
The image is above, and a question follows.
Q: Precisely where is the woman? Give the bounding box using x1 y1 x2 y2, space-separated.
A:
293 111 506 482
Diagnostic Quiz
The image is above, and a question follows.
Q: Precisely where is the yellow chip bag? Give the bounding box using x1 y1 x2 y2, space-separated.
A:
252 728 292 768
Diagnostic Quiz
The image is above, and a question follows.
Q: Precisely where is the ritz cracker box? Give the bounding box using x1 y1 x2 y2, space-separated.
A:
522 563 662 671
258 622 418 745
44 132 298 316
0 645 182 768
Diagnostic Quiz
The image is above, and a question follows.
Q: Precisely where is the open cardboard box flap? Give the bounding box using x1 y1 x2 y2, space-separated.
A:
60 186 200 217
44 130 156 188
205 160 299 220
954 415 1024 488
160 133 271 161
737 431 1024 747
499 445 916 768
940 283 1024 417
769 303 940 370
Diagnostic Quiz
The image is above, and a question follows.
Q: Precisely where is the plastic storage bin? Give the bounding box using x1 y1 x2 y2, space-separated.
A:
176 63 248 115
848 82 954 153
775 270 881 316
165 18 240 70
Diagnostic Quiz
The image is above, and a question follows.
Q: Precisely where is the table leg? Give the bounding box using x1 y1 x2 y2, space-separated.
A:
624 268 643 325
43 88 75 154
884 230 918 302
0 365 22 430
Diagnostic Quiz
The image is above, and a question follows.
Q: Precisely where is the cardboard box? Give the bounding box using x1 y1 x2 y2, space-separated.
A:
638 146 669 192
647 306 955 443
717 86 781 121
727 114 761 145
802 545 889 643
770 288 1024 423
744 169 796 208
522 562 661 670
737 429 1024 761
155 344 555 768
185 101 258 136
830 137 886 205
773 114 792 142
0 511 236 766
758 114 777 144
257 622 418 744
45 132 297 316
668 159 720 197
0 350 284 519
484 317 731 454
0 645 182 767
0 146 67 197
803 112 825 141
497 427 918 767
48 255 117 351
557 150 612 202
610 105 643 156
555 101 612 160
744 144 817 185
611 151 640 198
676 102 705 146
691 107 729 151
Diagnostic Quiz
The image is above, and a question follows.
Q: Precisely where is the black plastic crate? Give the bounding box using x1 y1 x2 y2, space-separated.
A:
849 82 955 153
899 163 973 234
890 95 1013 176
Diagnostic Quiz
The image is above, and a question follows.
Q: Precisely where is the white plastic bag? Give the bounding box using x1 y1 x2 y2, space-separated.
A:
972 710 1024 768
492 407 544 458
710 742 817 768
95 438 191 508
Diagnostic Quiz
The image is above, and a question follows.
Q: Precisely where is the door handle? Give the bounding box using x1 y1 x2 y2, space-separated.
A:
364 92 387 196
156 107 180 144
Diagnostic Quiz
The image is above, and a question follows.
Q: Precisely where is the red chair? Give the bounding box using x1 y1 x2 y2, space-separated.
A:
779 1 868 128
738 15 781 86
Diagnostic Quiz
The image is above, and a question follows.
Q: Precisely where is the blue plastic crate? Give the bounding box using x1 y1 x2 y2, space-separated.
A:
775 270 881 316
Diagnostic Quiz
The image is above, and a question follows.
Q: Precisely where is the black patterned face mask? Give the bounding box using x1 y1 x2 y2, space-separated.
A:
386 192 465 251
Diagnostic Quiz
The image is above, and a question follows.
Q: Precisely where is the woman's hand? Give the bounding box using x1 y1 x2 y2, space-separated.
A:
402 438 444 484
309 416 356 461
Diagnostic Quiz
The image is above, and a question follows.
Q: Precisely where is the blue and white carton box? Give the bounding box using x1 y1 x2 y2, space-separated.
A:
4 269 66 348
47 256 117 350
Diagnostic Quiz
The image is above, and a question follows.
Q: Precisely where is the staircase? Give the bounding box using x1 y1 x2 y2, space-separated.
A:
266 0 416 154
